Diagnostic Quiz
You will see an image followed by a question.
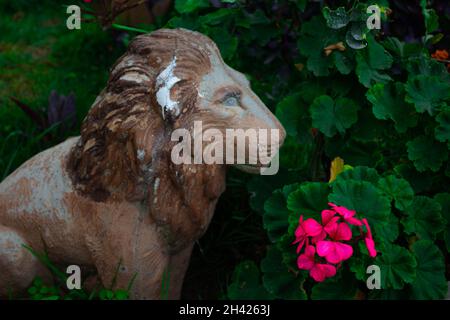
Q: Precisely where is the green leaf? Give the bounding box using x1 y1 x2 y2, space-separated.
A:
434 193 450 224
366 82 418 133
227 261 273 299
355 35 393 88
374 213 399 245
349 254 373 281
275 92 311 143
420 0 439 33
394 163 434 194
406 56 449 81
247 171 298 214
375 244 416 289
406 136 448 172
206 27 238 61
434 193 450 251
401 196 444 240
261 246 306 299
435 108 450 143
263 185 298 242
333 166 380 184
405 75 450 115
333 51 355 75
411 240 447 299
311 274 358 300
377 175 414 210
323 7 350 29
297 16 340 76
310 95 359 137
198 8 237 26
287 182 330 219
174 0 209 14
114 289 129 300
329 179 391 225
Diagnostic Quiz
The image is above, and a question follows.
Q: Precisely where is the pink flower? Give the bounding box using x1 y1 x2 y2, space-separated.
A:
362 218 377 257
293 216 308 253
294 215 333 253
297 246 336 282
307 209 340 244
316 223 353 264
329 203 362 226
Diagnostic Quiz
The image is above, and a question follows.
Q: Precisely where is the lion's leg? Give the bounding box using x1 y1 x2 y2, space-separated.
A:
89 227 171 300
0 226 40 298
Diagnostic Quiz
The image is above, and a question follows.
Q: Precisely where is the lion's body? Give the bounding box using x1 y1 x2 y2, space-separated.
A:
0 137 194 299
0 28 284 299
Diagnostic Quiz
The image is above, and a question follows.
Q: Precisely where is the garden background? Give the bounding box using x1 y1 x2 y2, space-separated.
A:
0 0 449 299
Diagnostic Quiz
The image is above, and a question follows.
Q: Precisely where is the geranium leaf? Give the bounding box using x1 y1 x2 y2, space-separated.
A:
287 182 330 220
227 261 273 299
401 196 444 240
323 7 350 29
366 82 418 133
311 272 358 300
435 108 450 143
263 184 299 242
375 244 416 289
406 136 448 172
310 95 359 137
377 175 414 210
297 16 340 76
411 240 447 299
261 246 307 299
329 179 391 225
374 213 399 245
275 92 311 143
355 35 393 88
405 75 450 115
333 166 380 184
434 193 450 252
174 0 209 13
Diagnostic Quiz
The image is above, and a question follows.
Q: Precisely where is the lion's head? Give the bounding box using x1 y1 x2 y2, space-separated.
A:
68 28 286 206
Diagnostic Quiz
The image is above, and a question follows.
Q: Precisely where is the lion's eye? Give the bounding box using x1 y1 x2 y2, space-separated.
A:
223 96 240 107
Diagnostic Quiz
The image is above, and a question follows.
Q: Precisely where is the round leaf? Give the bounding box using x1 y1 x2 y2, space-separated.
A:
333 166 380 184
375 244 416 289
310 95 359 137
411 240 447 299
406 136 448 172
227 261 273 300
401 196 444 240
377 175 414 210
435 108 450 143
261 246 306 300
329 179 391 225
287 182 330 220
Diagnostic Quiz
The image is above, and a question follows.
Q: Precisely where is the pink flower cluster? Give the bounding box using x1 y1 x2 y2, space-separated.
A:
293 203 376 282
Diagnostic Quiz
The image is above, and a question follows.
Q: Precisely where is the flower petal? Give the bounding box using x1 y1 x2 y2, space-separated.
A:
346 216 363 226
321 209 337 224
303 218 323 236
334 222 352 241
365 237 377 258
334 242 353 262
310 264 336 282
316 240 334 257
297 253 315 270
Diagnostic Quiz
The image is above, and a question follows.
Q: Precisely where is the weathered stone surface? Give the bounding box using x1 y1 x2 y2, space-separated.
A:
0 28 285 299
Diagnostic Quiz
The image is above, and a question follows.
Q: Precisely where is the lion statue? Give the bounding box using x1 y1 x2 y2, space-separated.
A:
0 28 286 299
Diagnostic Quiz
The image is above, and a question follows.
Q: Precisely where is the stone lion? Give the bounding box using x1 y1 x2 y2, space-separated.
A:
0 28 286 299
